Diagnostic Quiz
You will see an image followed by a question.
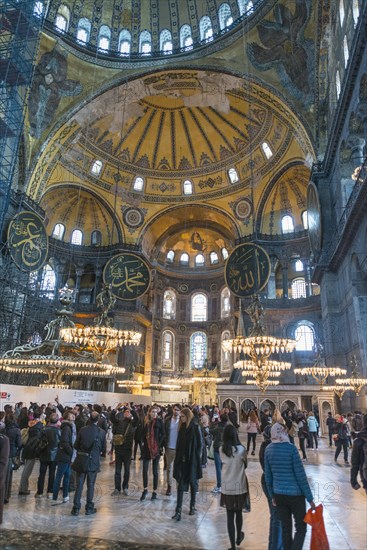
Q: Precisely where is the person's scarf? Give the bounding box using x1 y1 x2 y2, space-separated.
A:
147 419 158 458
271 422 290 443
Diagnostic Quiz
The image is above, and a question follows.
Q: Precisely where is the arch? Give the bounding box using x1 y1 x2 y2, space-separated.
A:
291 277 306 298
133 176 144 191
180 24 193 50
228 167 239 183
139 30 152 54
221 287 231 318
191 292 208 321
91 159 103 176
261 141 273 159
295 259 304 272
183 180 193 195
71 229 83 245
221 247 229 260
218 3 233 30
162 330 175 369
199 16 213 42
223 398 236 410
52 222 65 240
40 263 56 297
76 18 91 44
295 322 315 351
195 253 205 266
98 25 111 51
55 5 69 33
180 252 189 265
260 399 276 413
91 230 102 246
210 251 219 264
221 330 231 370
119 29 131 55
34 1 45 17
280 399 298 412
240 398 256 412
160 29 173 54
190 331 207 369
166 250 174 263
163 289 176 320
281 215 294 234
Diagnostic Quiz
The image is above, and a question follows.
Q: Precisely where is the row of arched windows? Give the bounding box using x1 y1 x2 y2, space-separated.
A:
160 323 316 370
281 212 308 233
166 248 229 267
52 224 102 246
163 289 231 321
37 1 255 56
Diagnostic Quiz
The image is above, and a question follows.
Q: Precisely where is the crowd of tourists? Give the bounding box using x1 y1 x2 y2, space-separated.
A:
0 399 366 550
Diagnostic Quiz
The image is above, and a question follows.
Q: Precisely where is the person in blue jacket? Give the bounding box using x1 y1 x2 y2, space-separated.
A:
265 423 315 550
307 412 319 450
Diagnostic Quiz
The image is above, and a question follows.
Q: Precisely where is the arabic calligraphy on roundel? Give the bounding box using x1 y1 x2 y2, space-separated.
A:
10 220 47 267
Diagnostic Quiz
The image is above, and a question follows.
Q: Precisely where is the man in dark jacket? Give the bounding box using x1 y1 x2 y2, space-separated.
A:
0 433 10 524
71 411 106 516
351 413 367 494
110 406 138 496
4 413 21 504
18 409 44 495
326 412 336 446
35 412 60 498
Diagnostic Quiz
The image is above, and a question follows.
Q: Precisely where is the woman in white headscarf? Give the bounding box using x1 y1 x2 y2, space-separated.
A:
264 423 315 550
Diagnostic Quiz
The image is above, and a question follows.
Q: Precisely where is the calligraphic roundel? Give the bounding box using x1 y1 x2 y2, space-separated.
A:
225 243 271 297
103 253 151 301
7 211 49 272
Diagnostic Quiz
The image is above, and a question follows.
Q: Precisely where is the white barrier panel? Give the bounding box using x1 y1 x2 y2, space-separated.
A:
0 383 152 410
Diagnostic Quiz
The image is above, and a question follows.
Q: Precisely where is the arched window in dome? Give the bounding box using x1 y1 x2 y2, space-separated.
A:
119 30 131 55
133 176 144 191
166 250 175 263
98 25 111 51
139 30 152 55
228 167 239 183
180 25 193 50
40 264 56 297
163 290 176 320
76 18 91 44
221 287 231 318
339 0 345 25
160 29 173 54
199 16 213 42
219 3 233 30
281 215 294 234
71 229 83 246
295 323 314 351
210 251 219 264
91 159 103 176
336 70 341 99
52 223 65 240
162 330 174 369
291 277 306 299
352 0 360 26
195 254 205 267
221 330 231 370
34 1 44 17
343 35 349 68
261 141 273 159
295 260 304 272
180 252 189 265
190 331 207 369
55 5 69 33
91 230 102 246
191 293 207 321
302 210 308 229
238 0 254 16
222 247 229 260
183 180 193 195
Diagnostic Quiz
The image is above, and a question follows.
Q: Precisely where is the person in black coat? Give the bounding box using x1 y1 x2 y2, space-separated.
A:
52 411 75 504
4 412 22 503
140 406 165 501
0 433 10 524
35 412 60 498
172 408 203 521
18 410 44 495
110 406 138 496
71 411 106 516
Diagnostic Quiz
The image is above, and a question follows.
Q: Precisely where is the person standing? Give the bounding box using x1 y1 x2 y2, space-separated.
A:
71 411 106 516
172 407 202 521
140 406 165 501
326 412 335 447
51 411 75 505
307 412 319 450
220 425 248 550
110 406 137 496
18 408 44 495
0 433 10 524
4 412 22 504
334 415 350 465
350 413 367 493
296 413 308 461
265 423 315 550
35 412 60 499
209 413 228 493
247 410 260 455
164 404 181 496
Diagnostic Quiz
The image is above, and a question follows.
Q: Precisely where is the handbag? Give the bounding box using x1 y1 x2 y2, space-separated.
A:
72 429 99 473
208 441 215 460
304 504 330 550
112 423 130 446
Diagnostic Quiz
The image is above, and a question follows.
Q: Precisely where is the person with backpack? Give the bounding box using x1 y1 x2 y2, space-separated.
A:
18 408 44 495
296 413 308 461
350 413 367 494
35 412 61 499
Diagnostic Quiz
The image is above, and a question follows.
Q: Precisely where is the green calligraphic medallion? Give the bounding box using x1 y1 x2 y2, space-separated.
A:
225 243 271 297
7 211 48 272
103 253 151 300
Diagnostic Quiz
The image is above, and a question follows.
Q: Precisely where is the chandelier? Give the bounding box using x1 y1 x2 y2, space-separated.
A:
335 355 367 396
294 341 346 389
116 365 144 390
320 385 353 400
148 370 182 392
0 286 125 389
60 284 141 362
229 295 296 392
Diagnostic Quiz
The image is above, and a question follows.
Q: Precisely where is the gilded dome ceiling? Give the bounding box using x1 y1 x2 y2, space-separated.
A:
40 187 121 246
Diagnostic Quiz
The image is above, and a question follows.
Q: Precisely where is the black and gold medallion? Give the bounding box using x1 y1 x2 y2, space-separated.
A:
103 253 151 300
7 211 48 272
225 243 271 297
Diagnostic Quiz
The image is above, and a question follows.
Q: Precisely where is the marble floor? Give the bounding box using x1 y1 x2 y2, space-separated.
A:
1 436 366 550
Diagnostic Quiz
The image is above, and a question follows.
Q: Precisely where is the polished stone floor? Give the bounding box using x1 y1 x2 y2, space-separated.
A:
1 436 366 550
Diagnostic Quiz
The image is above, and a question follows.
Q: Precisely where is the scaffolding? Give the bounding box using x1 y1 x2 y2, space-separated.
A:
0 1 45 233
